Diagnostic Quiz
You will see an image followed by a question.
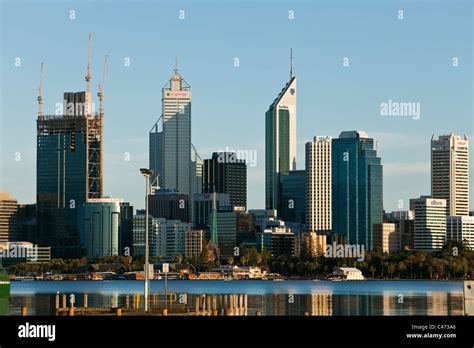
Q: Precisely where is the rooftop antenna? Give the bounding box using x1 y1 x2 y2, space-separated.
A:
37 63 44 118
85 33 92 95
290 48 293 80
98 54 109 117
174 56 179 74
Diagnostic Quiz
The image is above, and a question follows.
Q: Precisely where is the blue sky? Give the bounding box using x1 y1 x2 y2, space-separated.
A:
1 0 472 212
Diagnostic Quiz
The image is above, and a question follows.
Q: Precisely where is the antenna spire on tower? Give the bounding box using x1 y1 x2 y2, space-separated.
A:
290 48 293 80
174 56 179 74
37 63 44 118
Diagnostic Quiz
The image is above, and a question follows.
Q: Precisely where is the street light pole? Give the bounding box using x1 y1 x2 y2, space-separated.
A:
140 168 153 313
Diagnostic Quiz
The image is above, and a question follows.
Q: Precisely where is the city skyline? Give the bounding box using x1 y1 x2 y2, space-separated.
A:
1 1 473 212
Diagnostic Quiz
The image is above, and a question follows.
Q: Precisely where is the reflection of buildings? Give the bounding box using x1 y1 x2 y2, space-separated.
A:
309 293 333 316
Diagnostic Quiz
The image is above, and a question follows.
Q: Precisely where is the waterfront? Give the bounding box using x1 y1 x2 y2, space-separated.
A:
8 280 464 316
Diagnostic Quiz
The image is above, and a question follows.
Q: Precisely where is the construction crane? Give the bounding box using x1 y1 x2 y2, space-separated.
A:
37 63 44 118
85 32 92 95
98 54 109 117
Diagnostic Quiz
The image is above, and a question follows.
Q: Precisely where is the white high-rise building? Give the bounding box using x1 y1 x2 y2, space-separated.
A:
305 136 332 232
411 196 447 251
446 216 474 248
431 133 469 216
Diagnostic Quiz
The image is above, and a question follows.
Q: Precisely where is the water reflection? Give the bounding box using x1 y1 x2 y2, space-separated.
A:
9 291 463 316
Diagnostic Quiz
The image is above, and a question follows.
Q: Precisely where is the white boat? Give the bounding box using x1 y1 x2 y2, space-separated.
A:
273 279 284 282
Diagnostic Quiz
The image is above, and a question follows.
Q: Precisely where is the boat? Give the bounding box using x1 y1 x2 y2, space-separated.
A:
13 275 35 281
312 279 320 282
273 279 285 282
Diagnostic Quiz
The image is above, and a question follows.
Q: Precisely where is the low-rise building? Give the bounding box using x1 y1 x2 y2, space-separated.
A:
331 267 364 280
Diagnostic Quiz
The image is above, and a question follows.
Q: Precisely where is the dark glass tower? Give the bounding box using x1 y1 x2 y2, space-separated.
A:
331 131 383 250
37 92 102 258
202 152 247 209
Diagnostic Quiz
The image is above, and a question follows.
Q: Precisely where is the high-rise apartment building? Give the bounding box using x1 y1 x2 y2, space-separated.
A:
306 136 332 233
148 189 190 223
431 133 469 216
332 131 383 250
373 223 399 253
384 210 415 250
184 230 206 260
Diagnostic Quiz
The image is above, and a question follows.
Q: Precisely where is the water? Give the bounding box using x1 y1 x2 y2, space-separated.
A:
8 280 464 316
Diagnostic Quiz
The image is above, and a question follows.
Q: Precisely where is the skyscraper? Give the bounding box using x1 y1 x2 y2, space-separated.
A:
265 51 297 212
202 152 247 209
149 63 192 196
431 133 469 216
306 136 332 233
332 131 383 250
279 170 305 224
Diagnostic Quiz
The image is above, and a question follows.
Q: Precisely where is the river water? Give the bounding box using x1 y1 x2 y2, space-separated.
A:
8 280 464 316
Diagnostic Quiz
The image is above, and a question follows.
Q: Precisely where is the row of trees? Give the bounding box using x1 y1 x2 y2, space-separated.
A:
8 242 473 280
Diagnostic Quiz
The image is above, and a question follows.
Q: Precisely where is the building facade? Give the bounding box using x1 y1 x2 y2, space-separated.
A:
373 223 398 254
202 152 247 209
78 198 121 259
384 210 415 250
279 170 305 224
446 216 474 248
306 136 332 233
257 227 295 257
0 192 18 242
411 196 447 251
148 189 190 223
184 229 206 260
431 133 469 216
332 131 383 250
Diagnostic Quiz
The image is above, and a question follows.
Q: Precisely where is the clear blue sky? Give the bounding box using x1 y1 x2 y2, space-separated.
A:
1 0 472 212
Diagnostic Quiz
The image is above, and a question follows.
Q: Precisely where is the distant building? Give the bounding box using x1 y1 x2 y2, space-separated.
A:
306 136 332 233
331 267 364 280
279 170 306 224
132 215 162 258
148 190 190 223
203 152 247 209
373 223 398 253
78 198 121 259
295 231 326 258
248 209 276 232
257 226 295 257
17 204 37 243
446 216 474 248
119 202 134 256
184 230 206 260
332 131 383 250
384 211 414 250
236 210 255 245
411 196 447 251
431 133 469 216
193 193 230 229
0 192 18 242
157 220 193 261
215 211 237 260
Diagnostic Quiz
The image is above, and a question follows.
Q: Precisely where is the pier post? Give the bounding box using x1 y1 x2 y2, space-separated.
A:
218 295 222 311
304 311 310 316
206 295 211 316
202 295 206 316
55 291 60 309
195 295 200 316
62 294 67 308
212 295 217 312
244 294 248 316
239 294 244 315
116 308 122 316
68 307 75 316
162 308 168 316
229 295 234 316
125 295 129 309
84 294 88 308
464 280 474 315
21 306 27 316
255 310 262 316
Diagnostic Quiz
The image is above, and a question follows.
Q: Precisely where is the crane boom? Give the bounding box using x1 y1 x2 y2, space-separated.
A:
98 54 109 117
85 32 92 94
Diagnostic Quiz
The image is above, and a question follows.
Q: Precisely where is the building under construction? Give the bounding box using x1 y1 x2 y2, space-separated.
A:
36 34 108 258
